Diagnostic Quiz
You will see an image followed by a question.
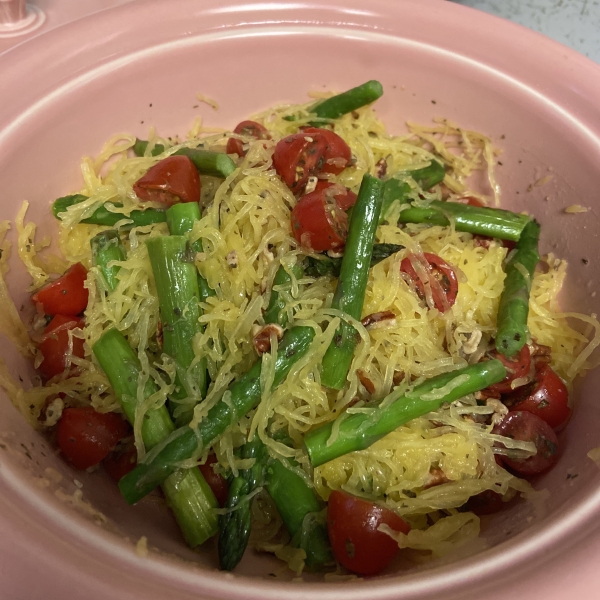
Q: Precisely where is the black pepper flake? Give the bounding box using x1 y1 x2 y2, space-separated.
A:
582 258 589 265
501 134 506 140
431 100 437 104
497 161 503 166
566 473 579 480
149 103 153 107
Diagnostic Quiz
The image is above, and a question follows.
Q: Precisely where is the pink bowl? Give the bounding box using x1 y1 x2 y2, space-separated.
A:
1 1 600 598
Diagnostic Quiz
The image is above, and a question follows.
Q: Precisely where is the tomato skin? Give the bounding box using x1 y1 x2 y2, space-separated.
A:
31 263 88 316
198 453 229 507
226 120 270 157
510 364 570 430
464 490 504 515
493 411 559 476
314 181 357 211
486 344 531 395
302 127 351 175
273 133 328 193
57 407 130 470
400 252 458 313
327 490 410 576
103 442 137 481
133 155 200 206
38 315 85 380
291 189 348 251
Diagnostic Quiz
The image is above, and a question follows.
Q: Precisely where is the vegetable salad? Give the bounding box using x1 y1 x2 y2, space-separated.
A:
1 81 598 577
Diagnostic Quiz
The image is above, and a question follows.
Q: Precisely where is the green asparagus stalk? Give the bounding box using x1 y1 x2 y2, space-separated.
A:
91 230 125 291
118 325 316 504
262 263 304 327
495 220 541 356
305 359 507 467
320 175 384 389
218 436 268 571
133 141 236 178
398 200 532 242
309 80 383 121
146 236 206 425
303 243 404 279
53 194 166 228
379 160 446 223
265 459 333 568
92 328 218 546
166 203 215 303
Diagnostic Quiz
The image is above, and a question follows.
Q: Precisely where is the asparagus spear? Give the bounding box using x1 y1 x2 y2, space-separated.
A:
265 458 333 568
166 203 216 304
305 359 507 467
379 159 446 223
320 175 384 389
133 141 236 178
262 263 304 327
398 200 532 242
146 236 206 426
53 194 166 227
92 328 218 546
309 80 384 121
495 219 541 356
303 243 404 279
218 436 267 571
118 325 315 504
91 230 125 291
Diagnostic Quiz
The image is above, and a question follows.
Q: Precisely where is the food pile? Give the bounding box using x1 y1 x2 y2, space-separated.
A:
1 81 597 576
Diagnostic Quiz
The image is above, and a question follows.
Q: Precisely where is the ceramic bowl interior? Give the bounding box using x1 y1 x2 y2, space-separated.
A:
1 1 600 599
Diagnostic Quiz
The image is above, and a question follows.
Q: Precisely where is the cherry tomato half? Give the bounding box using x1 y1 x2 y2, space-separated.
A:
327 490 410 576
291 188 348 252
302 127 352 175
57 407 130 470
493 411 559 477
273 133 328 193
464 490 504 516
314 181 357 211
226 120 270 158
198 453 229 507
103 442 137 481
31 263 89 316
400 252 458 313
510 364 571 430
485 344 532 395
38 315 85 380
133 155 200 206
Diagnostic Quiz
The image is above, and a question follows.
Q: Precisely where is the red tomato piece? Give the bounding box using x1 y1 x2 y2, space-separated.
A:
273 133 328 193
327 490 410 576
464 490 504 516
198 453 229 507
31 263 89 316
510 364 571 430
133 155 200 206
302 127 352 175
291 188 348 251
226 120 270 157
38 315 85 380
493 411 559 477
314 181 357 211
485 344 531 395
400 252 458 313
103 442 137 481
57 407 130 470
